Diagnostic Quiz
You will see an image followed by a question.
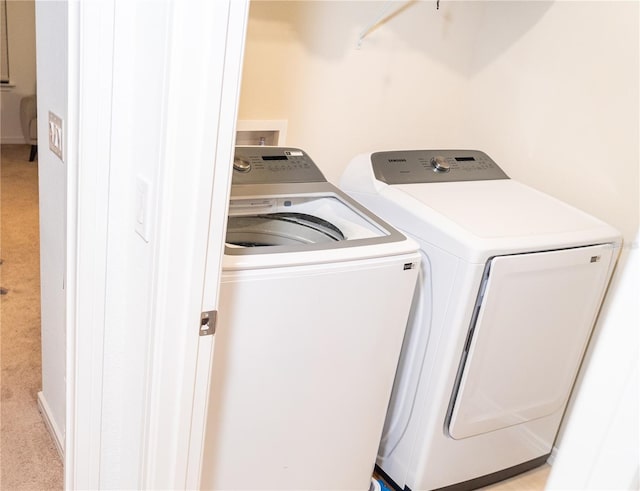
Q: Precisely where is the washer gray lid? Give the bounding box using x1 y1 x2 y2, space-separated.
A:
226 212 345 247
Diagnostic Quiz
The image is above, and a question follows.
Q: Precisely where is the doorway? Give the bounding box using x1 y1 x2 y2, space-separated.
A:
0 0 63 487
0 147 62 487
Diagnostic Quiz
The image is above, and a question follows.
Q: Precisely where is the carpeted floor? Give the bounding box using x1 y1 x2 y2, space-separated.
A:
1 144 63 490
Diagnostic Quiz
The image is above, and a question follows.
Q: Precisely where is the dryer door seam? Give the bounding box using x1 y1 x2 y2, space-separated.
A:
444 259 491 436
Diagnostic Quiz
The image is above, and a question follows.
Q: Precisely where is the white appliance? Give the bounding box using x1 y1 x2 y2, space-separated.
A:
340 149 622 491
200 147 421 491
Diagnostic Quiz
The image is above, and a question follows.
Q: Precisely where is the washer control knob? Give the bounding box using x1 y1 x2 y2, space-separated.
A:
431 156 451 173
233 158 251 173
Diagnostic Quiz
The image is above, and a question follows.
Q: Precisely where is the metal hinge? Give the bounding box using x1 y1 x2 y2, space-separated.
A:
200 310 217 336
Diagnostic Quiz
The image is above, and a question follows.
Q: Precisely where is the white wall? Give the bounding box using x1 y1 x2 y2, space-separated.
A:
35 1 248 487
93 1 170 484
35 0 68 450
463 0 638 244
34 3 180 481
239 1 485 183
1 0 36 143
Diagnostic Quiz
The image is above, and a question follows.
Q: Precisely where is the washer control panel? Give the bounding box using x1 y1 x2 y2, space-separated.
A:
233 147 327 184
371 150 509 184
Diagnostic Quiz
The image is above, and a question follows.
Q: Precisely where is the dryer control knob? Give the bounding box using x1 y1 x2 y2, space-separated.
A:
431 156 451 173
233 158 251 173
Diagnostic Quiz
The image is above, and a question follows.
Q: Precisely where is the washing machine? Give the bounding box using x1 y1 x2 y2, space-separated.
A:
339 149 622 491
200 147 421 491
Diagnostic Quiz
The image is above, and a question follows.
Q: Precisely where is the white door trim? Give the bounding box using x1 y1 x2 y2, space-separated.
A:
184 1 250 487
66 1 248 488
140 1 249 487
65 1 115 488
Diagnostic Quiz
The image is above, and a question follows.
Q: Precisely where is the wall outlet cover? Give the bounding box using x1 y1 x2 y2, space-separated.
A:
48 111 63 162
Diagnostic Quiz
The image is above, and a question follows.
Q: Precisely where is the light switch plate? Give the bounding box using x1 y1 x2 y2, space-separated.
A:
48 111 63 161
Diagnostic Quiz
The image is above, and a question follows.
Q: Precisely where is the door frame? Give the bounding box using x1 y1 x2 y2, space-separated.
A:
65 1 249 488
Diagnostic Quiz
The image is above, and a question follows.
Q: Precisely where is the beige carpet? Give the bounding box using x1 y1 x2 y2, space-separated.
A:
0 144 63 490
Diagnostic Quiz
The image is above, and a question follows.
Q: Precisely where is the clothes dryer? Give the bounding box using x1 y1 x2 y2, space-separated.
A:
200 147 421 491
340 149 621 491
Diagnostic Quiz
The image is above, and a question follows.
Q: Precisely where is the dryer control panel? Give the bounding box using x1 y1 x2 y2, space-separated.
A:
233 147 327 184
371 150 509 184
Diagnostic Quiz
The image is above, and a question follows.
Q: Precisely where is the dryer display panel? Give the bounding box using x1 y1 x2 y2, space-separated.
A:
447 244 615 440
371 149 509 184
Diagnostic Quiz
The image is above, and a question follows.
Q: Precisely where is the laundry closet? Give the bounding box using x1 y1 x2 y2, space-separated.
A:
228 0 638 489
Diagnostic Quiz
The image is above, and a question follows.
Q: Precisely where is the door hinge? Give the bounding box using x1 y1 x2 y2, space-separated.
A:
200 310 217 336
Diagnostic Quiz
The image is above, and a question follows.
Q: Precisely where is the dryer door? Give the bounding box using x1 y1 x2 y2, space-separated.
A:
448 244 614 440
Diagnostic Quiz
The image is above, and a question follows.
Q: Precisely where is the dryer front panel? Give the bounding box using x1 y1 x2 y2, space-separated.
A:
448 244 614 440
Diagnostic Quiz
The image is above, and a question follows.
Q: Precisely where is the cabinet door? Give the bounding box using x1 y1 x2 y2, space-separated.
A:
448 244 614 440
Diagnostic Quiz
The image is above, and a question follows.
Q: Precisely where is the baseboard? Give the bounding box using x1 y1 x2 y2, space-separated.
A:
37 391 65 460
0 137 29 144
547 445 559 466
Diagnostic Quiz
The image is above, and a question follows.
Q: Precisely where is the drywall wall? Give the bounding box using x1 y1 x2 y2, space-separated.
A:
96 2 171 486
238 0 486 183
32 2 176 481
34 1 173 482
34 0 68 448
463 0 639 244
34 1 248 487
1 0 37 143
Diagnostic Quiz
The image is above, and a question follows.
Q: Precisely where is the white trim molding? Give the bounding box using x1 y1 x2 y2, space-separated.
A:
62 0 248 488
37 391 65 460
0 136 28 144
66 0 114 489
547 445 558 466
141 1 249 488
